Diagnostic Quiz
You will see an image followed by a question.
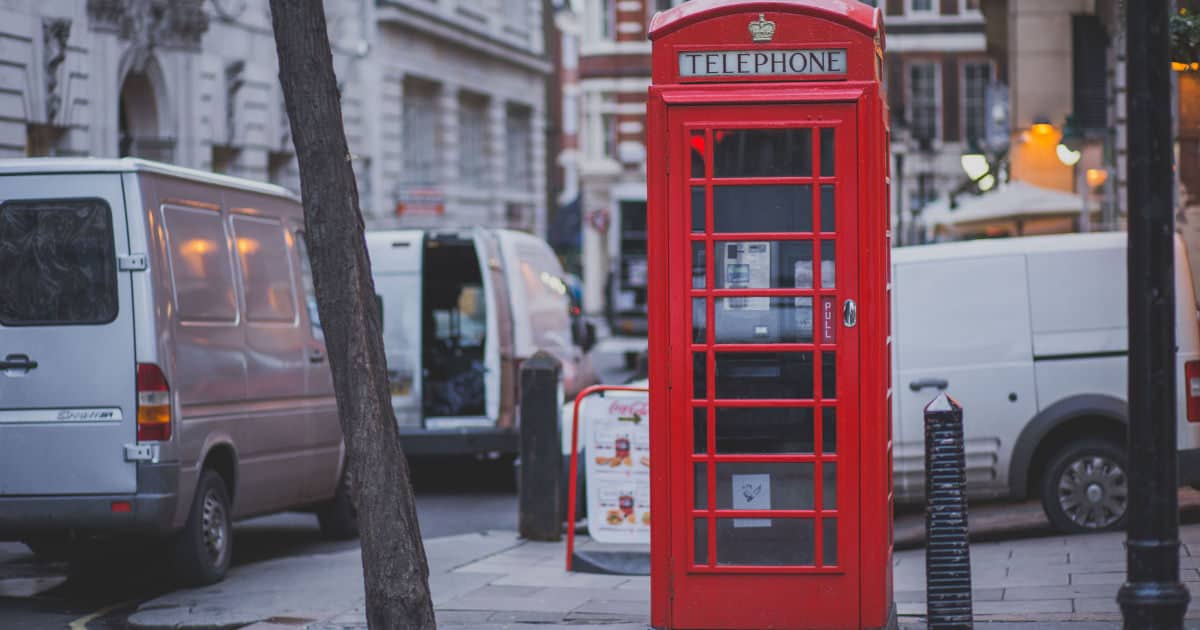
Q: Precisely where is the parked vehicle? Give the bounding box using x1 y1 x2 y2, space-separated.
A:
366 228 598 457
0 158 354 585
892 232 1200 533
606 196 650 336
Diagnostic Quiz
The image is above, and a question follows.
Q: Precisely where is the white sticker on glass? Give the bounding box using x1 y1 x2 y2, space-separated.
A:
732 473 771 528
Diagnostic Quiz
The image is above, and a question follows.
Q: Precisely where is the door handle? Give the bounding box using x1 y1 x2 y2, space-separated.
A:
909 378 949 392
308 348 326 364
843 299 857 328
0 354 38 371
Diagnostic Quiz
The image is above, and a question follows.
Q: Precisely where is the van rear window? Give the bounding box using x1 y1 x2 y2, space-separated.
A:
0 198 118 326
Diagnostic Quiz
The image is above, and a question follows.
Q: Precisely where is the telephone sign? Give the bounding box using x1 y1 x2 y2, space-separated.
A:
646 2 894 629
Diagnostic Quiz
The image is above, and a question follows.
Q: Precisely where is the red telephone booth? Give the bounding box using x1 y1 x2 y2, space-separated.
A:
646 2 893 628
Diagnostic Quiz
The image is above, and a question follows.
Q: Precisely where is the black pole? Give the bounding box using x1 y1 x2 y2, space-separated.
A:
924 393 973 630
1116 1 1190 627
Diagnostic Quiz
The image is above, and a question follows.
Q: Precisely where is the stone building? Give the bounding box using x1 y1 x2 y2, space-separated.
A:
1 0 551 234
879 0 991 243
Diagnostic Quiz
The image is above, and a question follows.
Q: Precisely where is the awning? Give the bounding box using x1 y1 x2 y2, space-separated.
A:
918 181 1084 233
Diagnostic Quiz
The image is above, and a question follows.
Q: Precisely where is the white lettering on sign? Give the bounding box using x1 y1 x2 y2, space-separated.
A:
679 49 848 78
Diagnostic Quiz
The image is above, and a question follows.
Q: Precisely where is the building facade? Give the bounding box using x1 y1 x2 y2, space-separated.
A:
1 0 551 234
573 0 674 320
879 0 991 243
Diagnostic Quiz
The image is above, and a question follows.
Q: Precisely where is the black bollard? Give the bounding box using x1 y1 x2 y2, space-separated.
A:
924 393 973 630
519 351 563 541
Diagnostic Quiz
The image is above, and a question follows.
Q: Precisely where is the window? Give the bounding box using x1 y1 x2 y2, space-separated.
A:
908 0 934 12
402 78 441 187
908 62 939 142
232 215 296 323
459 92 490 185
505 103 534 192
1073 15 1109 131
963 61 991 146
963 0 980 11
294 231 322 339
0 198 118 325
599 0 616 40
163 205 238 323
601 113 618 160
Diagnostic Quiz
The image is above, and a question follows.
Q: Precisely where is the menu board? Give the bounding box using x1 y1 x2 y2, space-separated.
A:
583 392 651 544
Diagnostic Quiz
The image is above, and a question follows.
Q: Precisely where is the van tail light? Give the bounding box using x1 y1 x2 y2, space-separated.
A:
1187 360 1200 423
137 363 172 441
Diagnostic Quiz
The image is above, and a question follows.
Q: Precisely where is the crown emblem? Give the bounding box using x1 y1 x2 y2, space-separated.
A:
748 13 776 42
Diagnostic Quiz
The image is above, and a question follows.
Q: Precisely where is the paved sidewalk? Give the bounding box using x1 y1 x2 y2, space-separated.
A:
127 524 1200 629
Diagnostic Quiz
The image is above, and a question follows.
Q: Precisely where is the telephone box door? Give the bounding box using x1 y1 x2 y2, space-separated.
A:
668 102 861 629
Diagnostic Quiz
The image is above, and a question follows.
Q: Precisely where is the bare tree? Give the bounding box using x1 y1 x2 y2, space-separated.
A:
267 1 436 627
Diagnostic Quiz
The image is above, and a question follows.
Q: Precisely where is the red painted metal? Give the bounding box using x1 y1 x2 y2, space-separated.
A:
648 2 890 628
565 384 650 572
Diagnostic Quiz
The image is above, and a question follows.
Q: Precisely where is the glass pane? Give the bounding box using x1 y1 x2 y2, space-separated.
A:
695 462 708 509
822 352 836 399
0 199 118 325
691 131 706 179
715 407 814 454
823 518 838 566
694 352 707 399
691 186 705 232
692 298 706 343
163 205 238 322
715 241 814 290
820 241 836 288
822 407 837 453
820 184 835 233
713 128 812 178
695 519 709 565
693 406 708 453
233 216 297 323
716 518 814 566
716 462 814 510
712 296 812 344
823 462 837 509
820 128 835 177
692 241 706 289
714 352 813 399
713 185 811 233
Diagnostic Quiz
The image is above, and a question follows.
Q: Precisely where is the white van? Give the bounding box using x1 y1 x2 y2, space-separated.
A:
892 232 1200 532
0 158 352 585
366 228 597 457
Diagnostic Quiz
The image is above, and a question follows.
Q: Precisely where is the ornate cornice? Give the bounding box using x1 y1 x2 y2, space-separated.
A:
86 0 209 53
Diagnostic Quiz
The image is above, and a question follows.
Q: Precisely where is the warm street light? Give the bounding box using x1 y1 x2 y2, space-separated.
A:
960 153 989 181
1086 168 1109 189
1056 143 1082 166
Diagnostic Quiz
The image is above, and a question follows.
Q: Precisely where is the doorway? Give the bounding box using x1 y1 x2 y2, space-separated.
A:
422 234 488 421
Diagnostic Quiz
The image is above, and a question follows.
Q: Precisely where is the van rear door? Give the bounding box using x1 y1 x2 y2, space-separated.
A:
0 174 138 495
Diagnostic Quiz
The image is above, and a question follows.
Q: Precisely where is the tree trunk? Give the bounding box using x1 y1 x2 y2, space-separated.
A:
267 2 436 628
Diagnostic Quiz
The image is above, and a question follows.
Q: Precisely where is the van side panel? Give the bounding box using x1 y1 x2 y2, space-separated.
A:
144 174 249 524
892 254 1037 501
220 189 313 516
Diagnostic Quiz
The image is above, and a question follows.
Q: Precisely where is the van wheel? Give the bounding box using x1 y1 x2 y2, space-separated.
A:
1041 439 1128 534
317 468 359 541
170 470 233 586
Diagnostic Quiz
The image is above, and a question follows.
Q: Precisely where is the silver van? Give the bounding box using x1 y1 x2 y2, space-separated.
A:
0 158 353 585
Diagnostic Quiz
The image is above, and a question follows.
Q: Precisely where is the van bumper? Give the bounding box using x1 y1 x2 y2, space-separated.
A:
1179 448 1200 486
399 428 518 456
0 462 179 538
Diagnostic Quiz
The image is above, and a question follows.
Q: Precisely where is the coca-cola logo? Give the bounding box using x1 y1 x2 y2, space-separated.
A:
607 400 649 417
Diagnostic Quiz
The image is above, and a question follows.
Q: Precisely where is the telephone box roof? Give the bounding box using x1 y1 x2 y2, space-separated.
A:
649 0 881 40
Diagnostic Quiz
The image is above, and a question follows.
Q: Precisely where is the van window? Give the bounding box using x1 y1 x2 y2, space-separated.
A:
517 244 571 351
294 232 322 338
0 198 118 325
232 215 296 323
163 205 238 323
